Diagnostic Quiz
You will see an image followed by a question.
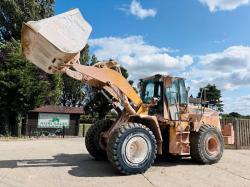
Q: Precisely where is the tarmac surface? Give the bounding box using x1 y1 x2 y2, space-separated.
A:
0 137 250 187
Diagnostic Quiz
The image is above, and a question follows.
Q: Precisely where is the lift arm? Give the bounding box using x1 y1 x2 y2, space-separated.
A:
59 57 143 114
21 9 143 114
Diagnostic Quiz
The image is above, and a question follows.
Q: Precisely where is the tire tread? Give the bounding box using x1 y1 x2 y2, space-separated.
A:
107 122 157 175
85 119 113 160
190 125 224 164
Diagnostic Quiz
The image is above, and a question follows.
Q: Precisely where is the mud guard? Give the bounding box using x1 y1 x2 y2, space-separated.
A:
129 115 163 154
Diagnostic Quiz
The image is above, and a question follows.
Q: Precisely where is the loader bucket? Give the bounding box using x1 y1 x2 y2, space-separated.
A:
21 9 92 74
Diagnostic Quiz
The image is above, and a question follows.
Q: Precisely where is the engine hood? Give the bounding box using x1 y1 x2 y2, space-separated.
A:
188 105 221 130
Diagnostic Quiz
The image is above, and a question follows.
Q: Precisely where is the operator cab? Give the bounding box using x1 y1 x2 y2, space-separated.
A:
140 74 189 121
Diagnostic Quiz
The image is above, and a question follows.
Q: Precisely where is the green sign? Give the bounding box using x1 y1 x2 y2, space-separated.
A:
38 113 70 128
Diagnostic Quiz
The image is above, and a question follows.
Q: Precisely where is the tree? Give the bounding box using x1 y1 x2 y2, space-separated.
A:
0 0 54 42
220 112 250 119
197 84 223 112
83 89 113 119
80 44 90 65
0 0 61 136
120 66 129 79
228 112 242 118
128 80 134 85
60 75 85 107
83 58 131 119
0 40 62 135
91 54 98 65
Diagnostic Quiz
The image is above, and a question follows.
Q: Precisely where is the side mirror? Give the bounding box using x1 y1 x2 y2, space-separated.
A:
186 86 190 93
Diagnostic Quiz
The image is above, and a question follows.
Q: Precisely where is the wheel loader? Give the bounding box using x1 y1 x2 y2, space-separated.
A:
21 9 224 175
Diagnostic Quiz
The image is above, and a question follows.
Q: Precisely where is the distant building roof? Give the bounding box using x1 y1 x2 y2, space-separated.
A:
189 97 202 104
29 105 84 114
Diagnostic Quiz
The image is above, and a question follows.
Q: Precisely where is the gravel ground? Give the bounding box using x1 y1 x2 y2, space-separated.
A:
0 137 250 187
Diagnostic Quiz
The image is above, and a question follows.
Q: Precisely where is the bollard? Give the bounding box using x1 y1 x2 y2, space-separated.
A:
62 126 65 138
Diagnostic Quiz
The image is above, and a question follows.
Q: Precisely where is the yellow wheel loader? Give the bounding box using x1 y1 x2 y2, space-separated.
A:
21 9 224 175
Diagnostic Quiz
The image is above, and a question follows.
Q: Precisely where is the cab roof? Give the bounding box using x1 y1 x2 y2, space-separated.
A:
139 74 185 82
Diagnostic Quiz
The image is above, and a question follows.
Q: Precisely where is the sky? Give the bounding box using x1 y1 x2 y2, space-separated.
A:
55 0 250 115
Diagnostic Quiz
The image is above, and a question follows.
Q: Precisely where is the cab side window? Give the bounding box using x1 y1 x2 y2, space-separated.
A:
165 79 178 105
179 79 188 104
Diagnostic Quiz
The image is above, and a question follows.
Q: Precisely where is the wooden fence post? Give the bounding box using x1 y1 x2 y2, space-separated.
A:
234 119 240 149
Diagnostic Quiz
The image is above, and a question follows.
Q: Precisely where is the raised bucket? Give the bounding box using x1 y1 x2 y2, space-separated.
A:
21 9 92 74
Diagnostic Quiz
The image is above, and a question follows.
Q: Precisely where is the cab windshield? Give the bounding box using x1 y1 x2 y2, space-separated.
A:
141 81 161 104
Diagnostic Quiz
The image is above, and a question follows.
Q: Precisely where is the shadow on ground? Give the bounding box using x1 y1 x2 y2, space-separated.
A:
0 154 197 177
154 155 198 166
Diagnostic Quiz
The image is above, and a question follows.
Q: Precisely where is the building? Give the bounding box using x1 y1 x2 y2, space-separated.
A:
189 97 202 106
26 105 84 136
189 97 218 110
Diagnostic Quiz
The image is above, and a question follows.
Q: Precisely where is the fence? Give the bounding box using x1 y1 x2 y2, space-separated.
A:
27 125 65 138
221 119 250 149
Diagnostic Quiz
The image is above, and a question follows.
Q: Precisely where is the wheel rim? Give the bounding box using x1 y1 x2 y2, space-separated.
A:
205 134 220 157
124 136 149 165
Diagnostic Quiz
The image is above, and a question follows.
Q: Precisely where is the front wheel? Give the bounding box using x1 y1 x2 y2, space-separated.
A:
107 123 157 175
85 119 113 160
190 125 224 164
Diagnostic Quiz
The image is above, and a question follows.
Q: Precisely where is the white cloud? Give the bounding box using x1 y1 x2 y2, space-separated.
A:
89 35 250 114
90 37 250 91
120 0 157 19
89 36 192 79
223 95 250 115
199 0 249 12
186 46 250 92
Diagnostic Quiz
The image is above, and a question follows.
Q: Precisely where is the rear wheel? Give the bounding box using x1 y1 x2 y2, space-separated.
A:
107 123 157 175
85 119 113 160
190 125 224 164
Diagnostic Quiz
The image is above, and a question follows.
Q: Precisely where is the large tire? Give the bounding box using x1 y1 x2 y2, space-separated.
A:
107 123 157 175
85 119 113 160
190 125 224 164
